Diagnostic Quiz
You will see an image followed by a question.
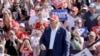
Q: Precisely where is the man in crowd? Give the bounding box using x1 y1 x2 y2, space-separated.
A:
40 15 70 56
83 3 98 31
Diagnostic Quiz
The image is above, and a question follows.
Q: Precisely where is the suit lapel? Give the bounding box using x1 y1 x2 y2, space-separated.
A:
47 27 51 48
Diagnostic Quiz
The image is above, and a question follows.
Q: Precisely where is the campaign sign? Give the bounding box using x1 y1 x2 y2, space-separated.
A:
50 9 67 21
73 48 93 56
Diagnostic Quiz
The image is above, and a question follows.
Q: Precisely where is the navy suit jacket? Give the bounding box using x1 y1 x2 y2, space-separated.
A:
40 26 70 56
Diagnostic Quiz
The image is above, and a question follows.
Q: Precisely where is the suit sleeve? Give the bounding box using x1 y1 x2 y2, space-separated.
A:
63 30 70 56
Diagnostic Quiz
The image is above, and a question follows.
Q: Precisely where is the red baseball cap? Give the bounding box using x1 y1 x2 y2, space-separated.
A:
49 15 59 21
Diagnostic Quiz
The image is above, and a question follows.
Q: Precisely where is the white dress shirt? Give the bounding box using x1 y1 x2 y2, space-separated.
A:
49 26 59 49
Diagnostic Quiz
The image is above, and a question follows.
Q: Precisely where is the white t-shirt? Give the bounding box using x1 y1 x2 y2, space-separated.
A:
4 3 11 10
30 36 40 47
67 14 82 30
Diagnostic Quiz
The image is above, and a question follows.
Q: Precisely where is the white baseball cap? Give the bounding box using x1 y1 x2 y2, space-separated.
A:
19 23 25 28
89 3 96 8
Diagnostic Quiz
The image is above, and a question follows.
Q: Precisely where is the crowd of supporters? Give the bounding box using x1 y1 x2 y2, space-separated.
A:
0 0 100 56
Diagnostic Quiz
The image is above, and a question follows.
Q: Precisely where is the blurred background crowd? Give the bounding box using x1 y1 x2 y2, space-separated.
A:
0 0 100 56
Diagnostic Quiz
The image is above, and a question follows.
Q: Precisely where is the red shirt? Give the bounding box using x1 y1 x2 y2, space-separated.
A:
15 31 28 41
91 25 100 37
22 46 33 56
34 21 48 30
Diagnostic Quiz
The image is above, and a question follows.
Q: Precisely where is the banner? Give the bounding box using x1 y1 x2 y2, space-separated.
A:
73 48 93 56
50 9 67 21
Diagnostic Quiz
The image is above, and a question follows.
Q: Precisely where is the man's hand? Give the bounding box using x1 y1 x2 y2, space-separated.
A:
40 44 46 51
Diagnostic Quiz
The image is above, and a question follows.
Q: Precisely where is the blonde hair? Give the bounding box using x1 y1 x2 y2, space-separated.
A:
0 44 4 53
88 31 96 37
97 16 100 21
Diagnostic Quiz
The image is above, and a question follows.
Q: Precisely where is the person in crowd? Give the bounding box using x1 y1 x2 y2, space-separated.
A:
71 0 82 10
0 18 6 45
79 4 88 18
23 0 34 16
73 19 88 38
84 31 97 50
12 5 24 21
15 23 28 43
93 0 100 15
62 0 71 9
28 7 39 30
70 28 84 50
20 38 33 56
61 2 69 9
3 0 11 10
39 15 70 56
2 9 19 32
5 30 20 56
94 42 100 56
41 1 53 22
67 6 81 30
30 29 42 56
0 44 10 56
61 20 76 50
28 15 39 30
34 1 42 11
83 3 98 31
91 16 100 39
33 11 48 32
34 20 48 32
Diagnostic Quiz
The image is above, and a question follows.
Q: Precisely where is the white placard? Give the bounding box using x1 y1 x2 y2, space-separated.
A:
73 48 93 56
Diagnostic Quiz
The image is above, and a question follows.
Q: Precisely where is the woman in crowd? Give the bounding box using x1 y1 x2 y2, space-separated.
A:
5 30 20 56
71 28 84 50
73 19 88 40
2 9 19 32
30 29 42 56
20 38 33 56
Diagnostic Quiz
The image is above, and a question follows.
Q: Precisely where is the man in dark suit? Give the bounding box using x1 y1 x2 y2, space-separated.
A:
39 15 70 56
